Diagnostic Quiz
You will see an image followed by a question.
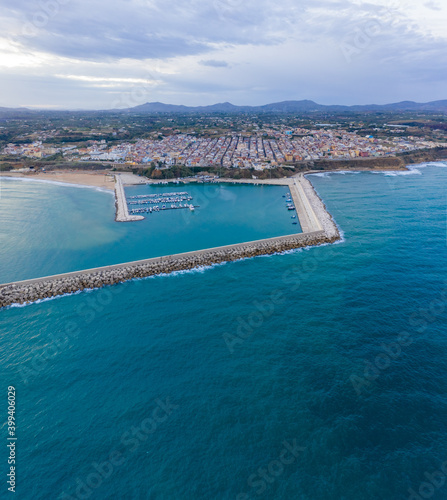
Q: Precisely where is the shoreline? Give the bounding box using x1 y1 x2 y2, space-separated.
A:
1 159 445 191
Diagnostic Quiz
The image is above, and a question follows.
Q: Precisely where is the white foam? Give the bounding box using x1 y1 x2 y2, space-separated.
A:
382 169 422 176
138 262 227 281
6 289 85 309
308 172 330 178
371 161 447 177
333 170 361 175
308 161 447 179
308 170 362 178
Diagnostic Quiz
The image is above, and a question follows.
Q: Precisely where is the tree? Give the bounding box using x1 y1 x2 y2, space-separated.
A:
151 169 163 179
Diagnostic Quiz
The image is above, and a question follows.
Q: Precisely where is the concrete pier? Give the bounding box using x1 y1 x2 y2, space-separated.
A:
290 176 322 233
115 176 144 222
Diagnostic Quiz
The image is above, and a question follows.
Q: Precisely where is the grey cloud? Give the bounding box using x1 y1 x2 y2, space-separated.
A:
0 0 301 61
0 0 446 108
30 31 211 61
424 1 442 11
199 60 229 67
0 0 415 63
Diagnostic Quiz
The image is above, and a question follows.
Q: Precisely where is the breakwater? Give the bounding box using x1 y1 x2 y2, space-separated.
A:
0 231 338 308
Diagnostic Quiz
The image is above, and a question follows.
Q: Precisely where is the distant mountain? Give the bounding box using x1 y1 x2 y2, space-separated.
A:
129 101 251 113
0 106 33 118
125 99 447 114
1 100 447 116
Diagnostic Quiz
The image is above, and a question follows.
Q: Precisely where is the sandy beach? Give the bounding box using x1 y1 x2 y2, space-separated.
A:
0 170 116 190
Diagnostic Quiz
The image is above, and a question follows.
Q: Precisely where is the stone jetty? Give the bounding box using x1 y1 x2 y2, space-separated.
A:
0 175 340 308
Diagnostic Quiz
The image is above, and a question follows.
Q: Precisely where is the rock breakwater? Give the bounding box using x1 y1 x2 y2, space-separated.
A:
0 231 338 308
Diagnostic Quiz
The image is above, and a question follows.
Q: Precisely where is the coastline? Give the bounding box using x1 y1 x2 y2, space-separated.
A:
0 163 417 191
2 160 445 307
2 159 443 191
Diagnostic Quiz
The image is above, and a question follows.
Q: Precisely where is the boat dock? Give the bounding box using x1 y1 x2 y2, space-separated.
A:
126 190 196 215
128 195 193 206
129 192 190 199
130 204 197 215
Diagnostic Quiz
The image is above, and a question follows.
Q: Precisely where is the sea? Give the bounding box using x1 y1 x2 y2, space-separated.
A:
1 163 447 500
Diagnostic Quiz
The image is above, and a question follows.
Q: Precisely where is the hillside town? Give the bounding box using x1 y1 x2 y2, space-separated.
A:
2 127 444 170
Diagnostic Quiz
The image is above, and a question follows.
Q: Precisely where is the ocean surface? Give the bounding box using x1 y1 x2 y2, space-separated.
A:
1 163 447 500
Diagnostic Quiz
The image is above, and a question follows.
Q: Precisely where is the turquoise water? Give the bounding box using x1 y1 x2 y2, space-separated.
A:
1 164 447 500
0 180 299 283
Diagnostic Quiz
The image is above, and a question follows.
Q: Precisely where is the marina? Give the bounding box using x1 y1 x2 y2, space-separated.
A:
128 195 193 205
126 189 197 215
128 192 190 199
1 173 339 307
130 204 198 214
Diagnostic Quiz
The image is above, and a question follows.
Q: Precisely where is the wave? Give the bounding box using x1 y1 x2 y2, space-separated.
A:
379 169 422 177
308 171 361 178
308 172 330 178
0 176 114 194
143 262 228 280
332 170 361 175
307 161 447 179
370 161 447 177
6 289 86 309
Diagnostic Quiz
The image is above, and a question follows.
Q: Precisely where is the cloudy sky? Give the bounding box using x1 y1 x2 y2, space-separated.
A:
0 0 446 109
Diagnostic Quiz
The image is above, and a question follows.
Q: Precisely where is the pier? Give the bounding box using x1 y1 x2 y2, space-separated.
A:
290 176 323 233
114 176 144 222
